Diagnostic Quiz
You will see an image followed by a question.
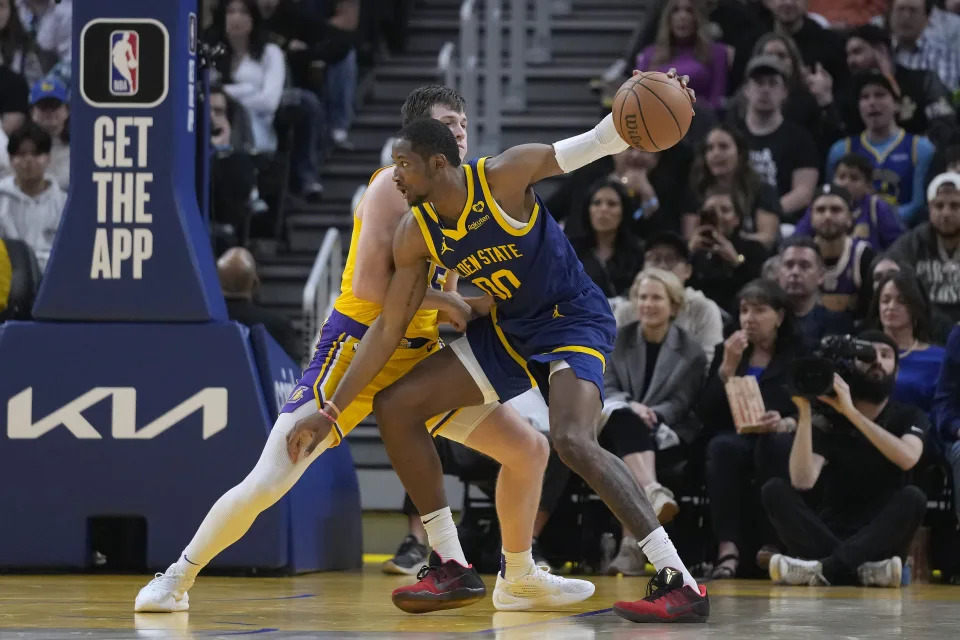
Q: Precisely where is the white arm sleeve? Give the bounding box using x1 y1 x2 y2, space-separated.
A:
553 113 630 174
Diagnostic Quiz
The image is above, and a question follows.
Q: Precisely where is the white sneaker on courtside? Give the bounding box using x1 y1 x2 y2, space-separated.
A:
134 564 194 612
858 556 903 588
769 554 829 586
492 565 595 611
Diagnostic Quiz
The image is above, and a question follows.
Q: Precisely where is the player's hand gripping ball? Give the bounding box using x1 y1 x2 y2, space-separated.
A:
612 69 695 152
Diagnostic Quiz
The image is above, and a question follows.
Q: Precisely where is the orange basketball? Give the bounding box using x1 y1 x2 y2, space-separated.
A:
611 72 694 152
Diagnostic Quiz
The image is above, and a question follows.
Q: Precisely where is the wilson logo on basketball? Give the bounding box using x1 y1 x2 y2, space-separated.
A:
623 114 644 149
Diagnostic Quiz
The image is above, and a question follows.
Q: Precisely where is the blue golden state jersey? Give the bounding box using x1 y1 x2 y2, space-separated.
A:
846 130 918 207
409 157 596 330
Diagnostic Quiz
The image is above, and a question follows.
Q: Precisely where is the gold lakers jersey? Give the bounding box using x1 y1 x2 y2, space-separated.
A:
332 166 447 339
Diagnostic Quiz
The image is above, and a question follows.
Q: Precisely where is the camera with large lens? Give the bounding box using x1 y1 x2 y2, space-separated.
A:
790 335 878 397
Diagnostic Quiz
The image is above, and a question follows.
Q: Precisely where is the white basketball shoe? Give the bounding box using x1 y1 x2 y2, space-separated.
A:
134 563 194 612
492 565 595 611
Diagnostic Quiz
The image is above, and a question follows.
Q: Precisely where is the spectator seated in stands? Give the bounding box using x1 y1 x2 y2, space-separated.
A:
599 268 706 575
760 0 848 86
636 231 724 367
736 54 820 222
827 70 935 228
684 123 782 248
698 279 800 579
0 236 40 322
744 32 845 156
0 123 64 271
763 331 928 588
869 254 955 343
258 0 327 92
843 24 955 140
794 153 903 251
211 0 287 155
806 184 876 319
322 0 360 151
208 84 266 251
866 270 946 415
889 0 960 92
687 186 768 313
28 78 68 192
929 0 960 53
933 325 960 534
887 172 960 321
0 0 43 86
19 0 71 74
777 235 855 351
635 0 728 112
257 0 326 201
217 247 301 362
565 178 643 298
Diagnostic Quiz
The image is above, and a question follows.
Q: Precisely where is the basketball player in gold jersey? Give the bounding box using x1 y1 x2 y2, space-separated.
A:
135 85 594 614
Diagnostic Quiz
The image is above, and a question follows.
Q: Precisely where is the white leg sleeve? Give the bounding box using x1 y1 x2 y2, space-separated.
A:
180 403 334 569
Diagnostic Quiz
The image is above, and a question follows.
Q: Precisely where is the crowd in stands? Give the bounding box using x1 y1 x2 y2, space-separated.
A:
522 0 960 586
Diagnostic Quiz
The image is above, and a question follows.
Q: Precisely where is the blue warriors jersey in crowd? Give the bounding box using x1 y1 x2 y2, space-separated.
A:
846 131 919 207
410 157 617 403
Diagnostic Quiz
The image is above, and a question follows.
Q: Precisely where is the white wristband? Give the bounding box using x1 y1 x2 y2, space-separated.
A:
553 113 630 174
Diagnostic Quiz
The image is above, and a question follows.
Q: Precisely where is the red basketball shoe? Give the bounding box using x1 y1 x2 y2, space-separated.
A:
613 567 709 623
391 551 486 614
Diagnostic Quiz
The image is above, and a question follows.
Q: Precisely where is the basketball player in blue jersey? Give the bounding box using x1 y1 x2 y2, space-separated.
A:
288 73 710 623
134 85 595 614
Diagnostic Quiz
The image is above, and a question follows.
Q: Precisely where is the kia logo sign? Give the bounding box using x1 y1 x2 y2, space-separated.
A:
6 387 228 439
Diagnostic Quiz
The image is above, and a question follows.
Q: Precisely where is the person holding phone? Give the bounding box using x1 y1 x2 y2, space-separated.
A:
688 185 769 312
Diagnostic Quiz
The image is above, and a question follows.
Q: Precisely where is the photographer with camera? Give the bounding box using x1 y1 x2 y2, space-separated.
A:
763 331 928 588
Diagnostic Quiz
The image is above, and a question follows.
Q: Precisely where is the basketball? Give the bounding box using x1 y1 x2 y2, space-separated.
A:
611 71 693 152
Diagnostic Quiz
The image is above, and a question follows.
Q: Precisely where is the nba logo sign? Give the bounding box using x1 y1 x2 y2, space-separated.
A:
110 31 139 96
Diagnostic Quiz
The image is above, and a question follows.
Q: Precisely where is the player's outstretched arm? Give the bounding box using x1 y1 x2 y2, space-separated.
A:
483 114 629 193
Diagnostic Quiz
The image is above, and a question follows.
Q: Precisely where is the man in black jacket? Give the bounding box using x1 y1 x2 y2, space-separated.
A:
217 247 301 362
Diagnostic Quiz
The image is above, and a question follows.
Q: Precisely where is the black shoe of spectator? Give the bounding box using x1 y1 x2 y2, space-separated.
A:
382 535 428 575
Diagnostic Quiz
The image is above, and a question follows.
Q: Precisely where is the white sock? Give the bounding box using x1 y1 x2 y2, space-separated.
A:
500 547 535 580
421 507 468 566
639 526 698 590
178 405 334 580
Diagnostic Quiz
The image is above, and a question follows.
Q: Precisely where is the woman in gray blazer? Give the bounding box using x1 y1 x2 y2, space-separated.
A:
601 268 707 575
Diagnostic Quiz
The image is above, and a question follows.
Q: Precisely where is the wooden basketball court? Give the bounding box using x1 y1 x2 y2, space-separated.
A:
1 564 958 638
